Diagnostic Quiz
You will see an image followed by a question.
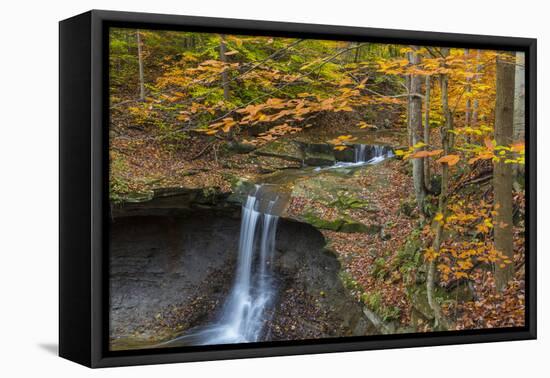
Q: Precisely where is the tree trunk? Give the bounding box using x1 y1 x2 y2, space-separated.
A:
354 42 361 63
471 50 481 127
406 74 413 146
513 52 525 141
513 52 526 180
464 49 472 142
494 51 516 292
136 30 145 101
219 34 230 101
424 75 431 191
426 47 451 330
408 47 426 214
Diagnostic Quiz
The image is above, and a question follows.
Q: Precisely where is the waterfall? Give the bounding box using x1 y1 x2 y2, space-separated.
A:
316 144 394 171
209 191 279 344
163 186 280 346
353 144 393 164
354 144 368 163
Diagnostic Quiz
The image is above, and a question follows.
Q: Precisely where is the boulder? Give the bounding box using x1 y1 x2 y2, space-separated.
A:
253 140 304 162
304 151 335 166
294 139 335 155
226 140 257 154
255 156 302 173
334 147 356 162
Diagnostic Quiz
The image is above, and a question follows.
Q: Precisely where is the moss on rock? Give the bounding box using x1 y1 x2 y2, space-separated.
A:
301 212 378 234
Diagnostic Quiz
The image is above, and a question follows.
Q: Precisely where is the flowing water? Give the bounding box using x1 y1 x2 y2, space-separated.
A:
160 185 282 346
316 144 394 171
355 144 393 164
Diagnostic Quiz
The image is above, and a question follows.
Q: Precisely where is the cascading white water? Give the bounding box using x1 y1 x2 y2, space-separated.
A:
208 191 279 344
316 144 394 171
163 186 280 346
354 144 368 163
354 144 393 164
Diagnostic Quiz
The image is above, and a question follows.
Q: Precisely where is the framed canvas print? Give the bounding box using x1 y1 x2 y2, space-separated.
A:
59 10 536 368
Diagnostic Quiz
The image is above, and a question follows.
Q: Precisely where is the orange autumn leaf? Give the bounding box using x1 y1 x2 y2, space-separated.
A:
409 149 444 159
437 154 460 166
510 142 525 153
468 151 494 164
484 138 495 151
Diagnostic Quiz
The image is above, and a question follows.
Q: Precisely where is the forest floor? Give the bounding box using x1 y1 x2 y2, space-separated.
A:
284 158 417 327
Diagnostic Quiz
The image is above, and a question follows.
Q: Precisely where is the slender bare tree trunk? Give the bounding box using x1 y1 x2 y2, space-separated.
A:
513 52 526 180
472 50 481 127
464 49 472 143
354 42 361 63
126 31 132 54
136 30 145 101
513 52 525 141
406 50 413 147
427 47 451 330
424 75 431 191
408 47 426 215
219 34 230 101
406 73 413 146
494 51 516 292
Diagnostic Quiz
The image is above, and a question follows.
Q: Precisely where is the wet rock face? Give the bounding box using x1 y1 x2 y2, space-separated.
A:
271 219 373 339
111 187 240 218
109 213 239 349
109 211 371 349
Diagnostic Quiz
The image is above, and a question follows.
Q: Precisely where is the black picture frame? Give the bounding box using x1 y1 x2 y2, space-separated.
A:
59 9 537 368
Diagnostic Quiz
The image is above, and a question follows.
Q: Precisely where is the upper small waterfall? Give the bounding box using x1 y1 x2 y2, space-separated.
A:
316 144 394 171
353 144 393 164
354 144 367 163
